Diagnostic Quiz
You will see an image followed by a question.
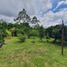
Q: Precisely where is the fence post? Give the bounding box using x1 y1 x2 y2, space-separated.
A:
61 20 64 55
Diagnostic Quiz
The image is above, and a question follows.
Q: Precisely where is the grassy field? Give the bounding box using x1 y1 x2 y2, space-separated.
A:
0 37 67 67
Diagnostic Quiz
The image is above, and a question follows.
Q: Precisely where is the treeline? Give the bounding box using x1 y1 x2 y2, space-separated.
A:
0 9 67 47
46 24 67 43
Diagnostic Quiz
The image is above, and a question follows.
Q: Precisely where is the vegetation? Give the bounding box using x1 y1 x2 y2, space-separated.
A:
0 9 67 67
18 34 26 42
0 37 67 67
46 24 67 43
38 26 45 41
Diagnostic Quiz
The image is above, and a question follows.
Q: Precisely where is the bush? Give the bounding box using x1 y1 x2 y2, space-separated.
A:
29 29 39 38
18 34 26 42
0 35 4 48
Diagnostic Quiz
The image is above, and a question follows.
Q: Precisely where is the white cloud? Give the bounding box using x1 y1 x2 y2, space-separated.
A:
0 0 52 23
64 0 67 4
0 0 51 17
0 15 14 22
41 8 67 27
0 0 67 27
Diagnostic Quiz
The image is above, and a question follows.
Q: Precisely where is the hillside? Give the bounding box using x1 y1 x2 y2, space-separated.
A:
0 37 67 67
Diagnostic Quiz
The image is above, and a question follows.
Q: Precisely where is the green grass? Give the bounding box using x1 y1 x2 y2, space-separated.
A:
0 37 67 67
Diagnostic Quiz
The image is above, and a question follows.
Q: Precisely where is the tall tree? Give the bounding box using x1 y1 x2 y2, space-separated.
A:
0 20 5 48
46 24 67 43
15 9 31 23
31 16 39 24
38 26 45 41
46 25 62 43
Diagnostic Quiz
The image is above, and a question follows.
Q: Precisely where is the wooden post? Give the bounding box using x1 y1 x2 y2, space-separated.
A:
61 20 64 55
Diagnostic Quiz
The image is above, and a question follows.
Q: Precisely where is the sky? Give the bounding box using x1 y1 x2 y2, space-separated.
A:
0 0 67 27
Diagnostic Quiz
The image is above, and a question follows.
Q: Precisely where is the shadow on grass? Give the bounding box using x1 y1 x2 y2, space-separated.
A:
38 39 52 43
38 39 67 47
31 40 35 43
50 41 67 47
14 40 26 44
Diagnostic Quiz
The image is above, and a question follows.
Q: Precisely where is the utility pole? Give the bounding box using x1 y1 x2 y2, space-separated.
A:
61 20 64 55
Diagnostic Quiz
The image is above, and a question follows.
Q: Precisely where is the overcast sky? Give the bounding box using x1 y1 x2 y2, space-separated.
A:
0 0 67 27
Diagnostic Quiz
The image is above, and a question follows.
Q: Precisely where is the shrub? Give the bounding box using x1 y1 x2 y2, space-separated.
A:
0 34 4 48
18 34 26 42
